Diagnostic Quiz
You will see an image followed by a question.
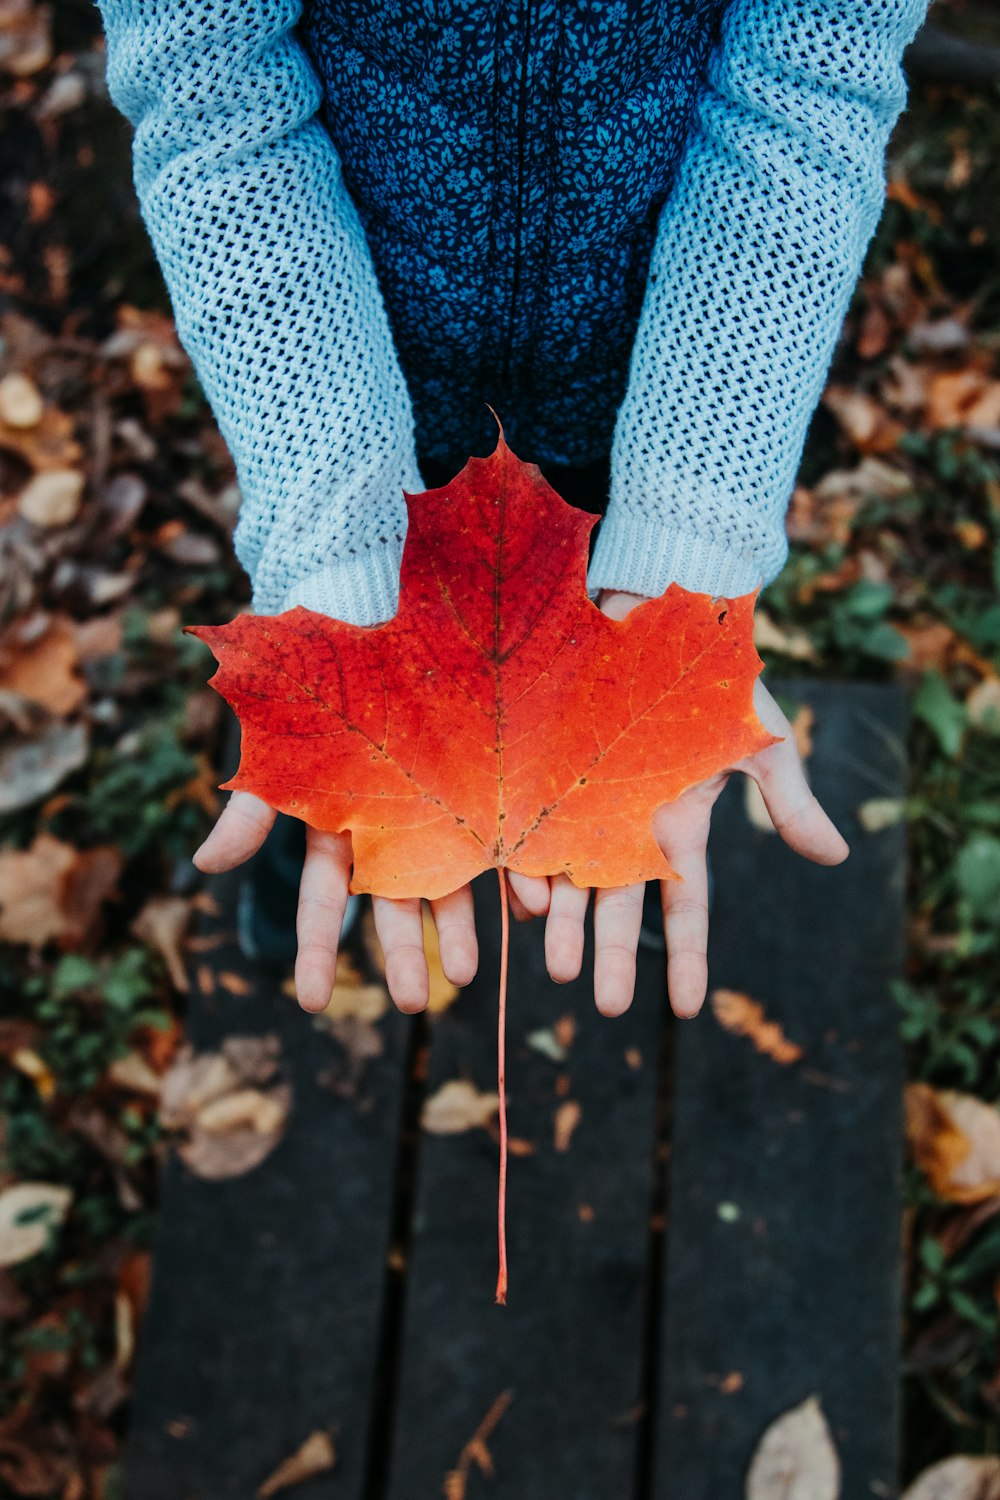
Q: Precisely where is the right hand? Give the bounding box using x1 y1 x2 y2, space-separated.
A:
193 792 550 1014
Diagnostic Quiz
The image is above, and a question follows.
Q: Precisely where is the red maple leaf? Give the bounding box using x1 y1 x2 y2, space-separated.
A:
188 432 775 1299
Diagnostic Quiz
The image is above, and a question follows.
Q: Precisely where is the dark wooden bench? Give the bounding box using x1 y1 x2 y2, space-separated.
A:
124 680 906 1500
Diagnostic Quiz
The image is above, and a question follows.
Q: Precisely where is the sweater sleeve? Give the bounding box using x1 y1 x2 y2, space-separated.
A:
588 0 930 601
97 0 423 626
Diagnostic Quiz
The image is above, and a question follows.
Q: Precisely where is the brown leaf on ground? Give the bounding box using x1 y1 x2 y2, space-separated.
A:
130 894 191 992
554 1099 582 1153
177 1083 291 1181
444 1391 513 1500
421 1079 499 1135
0 616 86 715
0 401 80 471
967 678 1000 734
905 1085 1000 1204
857 798 906 833
711 989 803 1066
161 1038 290 1180
0 719 88 814
901 1456 1000 1500
0 833 121 948
0 1183 72 1268
256 1431 336 1499
746 1395 840 1500
753 608 817 662
106 1051 163 1098
16 468 84 527
301 952 388 1024
823 384 902 453
0 0 52 77
925 369 1000 432
0 373 43 428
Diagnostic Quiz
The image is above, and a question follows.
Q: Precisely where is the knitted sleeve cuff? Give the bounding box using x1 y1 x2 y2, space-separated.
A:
273 543 402 627
587 511 765 601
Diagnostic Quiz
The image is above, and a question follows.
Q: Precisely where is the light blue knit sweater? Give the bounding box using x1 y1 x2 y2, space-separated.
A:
97 0 928 626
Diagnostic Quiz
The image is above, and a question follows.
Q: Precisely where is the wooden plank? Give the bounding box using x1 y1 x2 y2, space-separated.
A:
125 873 412 1500
385 876 668 1499
655 681 907 1499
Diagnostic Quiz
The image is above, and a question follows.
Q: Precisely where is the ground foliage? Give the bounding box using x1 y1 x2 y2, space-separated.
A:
0 0 998 1493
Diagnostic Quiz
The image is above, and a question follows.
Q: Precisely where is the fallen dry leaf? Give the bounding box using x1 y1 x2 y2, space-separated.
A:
0 616 86 716
712 990 803 1066
161 1038 291 1180
901 1456 1000 1500
526 1027 568 1064
444 1391 513 1500
106 1051 162 1098
823 384 902 453
422 1080 499 1135
554 1099 582 1153
925 369 1000 432
0 719 88 814
9 1046 55 1100
0 833 121 948
0 0 52 77
746 1395 840 1500
256 1430 336 1499
753 609 817 662
905 1085 1000 1204
857 798 905 833
0 372 43 428
130 895 191 992
0 400 81 470
292 951 388 1023
17 468 84 527
967 678 1000 734
0 1183 72 1268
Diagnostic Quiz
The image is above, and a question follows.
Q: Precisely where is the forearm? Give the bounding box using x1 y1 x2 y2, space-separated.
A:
590 0 930 601
99 0 421 625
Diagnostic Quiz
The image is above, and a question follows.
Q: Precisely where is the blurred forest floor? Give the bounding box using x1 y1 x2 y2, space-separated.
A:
1 0 1000 1496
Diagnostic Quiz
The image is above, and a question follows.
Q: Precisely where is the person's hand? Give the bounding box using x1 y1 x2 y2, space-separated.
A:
538 587 850 1021
193 795 549 1014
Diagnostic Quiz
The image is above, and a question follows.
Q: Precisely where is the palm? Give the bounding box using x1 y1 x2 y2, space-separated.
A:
536 590 849 1020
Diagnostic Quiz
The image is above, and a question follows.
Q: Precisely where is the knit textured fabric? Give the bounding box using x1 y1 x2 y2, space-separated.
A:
295 0 726 471
97 0 929 626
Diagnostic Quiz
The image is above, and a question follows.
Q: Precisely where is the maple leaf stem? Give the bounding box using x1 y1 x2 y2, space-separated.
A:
495 867 509 1306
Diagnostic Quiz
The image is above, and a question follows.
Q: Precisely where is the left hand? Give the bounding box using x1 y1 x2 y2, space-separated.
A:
531 587 849 1020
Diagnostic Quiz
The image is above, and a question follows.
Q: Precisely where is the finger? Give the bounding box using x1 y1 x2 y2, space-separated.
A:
653 804 716 1026
430 885 478 987
507 871 550 917
193 791 276 873
593 883 644 1017
544 875 590 984
293 828 353 1013
373 895 429 1014
751 748 850 865
507 884 533 923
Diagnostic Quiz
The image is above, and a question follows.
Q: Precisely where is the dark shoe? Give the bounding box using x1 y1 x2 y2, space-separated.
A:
236 813 359 967
637 858 715 952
